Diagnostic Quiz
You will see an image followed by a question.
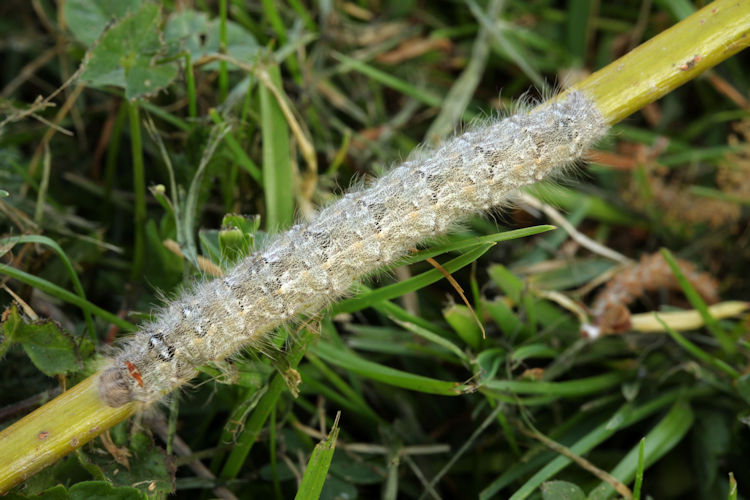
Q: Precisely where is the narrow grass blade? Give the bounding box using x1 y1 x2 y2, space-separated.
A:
293 413 341 500
484 371 629 398
660 248 734 354
312 340 469 396
332 52 445 110
0 263 134 331
1 235 96 339
260 64 294 230
391 318 469 364
220 330 315 479
332 243 493 315
588 401 694 499
303 353 382 422
632 438 645 500
655 314 740 379
184 125 230 265
395 225 555 268
485 386 711 500
218 0 228 102
209 109 262 182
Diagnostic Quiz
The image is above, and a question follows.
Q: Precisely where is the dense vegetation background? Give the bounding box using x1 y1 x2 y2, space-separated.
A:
1 0 749 498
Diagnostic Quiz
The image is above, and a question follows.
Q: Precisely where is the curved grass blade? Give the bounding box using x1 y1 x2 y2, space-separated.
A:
1 235 96 339
0 263 134 332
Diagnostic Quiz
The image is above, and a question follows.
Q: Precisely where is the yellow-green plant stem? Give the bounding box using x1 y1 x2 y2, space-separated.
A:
0 375 136 489
570 0 750 124
0 0 748 493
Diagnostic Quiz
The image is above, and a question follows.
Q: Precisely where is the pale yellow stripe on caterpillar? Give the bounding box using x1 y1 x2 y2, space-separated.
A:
97 90 608 407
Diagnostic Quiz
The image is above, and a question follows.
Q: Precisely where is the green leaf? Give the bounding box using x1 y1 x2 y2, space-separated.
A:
485 372 629 397
541 481 586 500
483 297 521 336
164 10 259 69
655 314 740 378
633 438 645 500
3 305 80 376
95 432 173 496
80 3 178 99
198 229 223 265
510 344 558 363
488 264 523 302
63 0 142 45
294 415 341 500
69 481 146 500
443 304 483 350
2 484 69 500
219 214 261 262
395 225 555 268
497 387 708 500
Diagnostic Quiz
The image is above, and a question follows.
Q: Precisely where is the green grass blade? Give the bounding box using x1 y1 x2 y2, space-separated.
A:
0 263 134 331
220 330 315 480
566 0 594 64
332 243 494 315
183 126 230 265
218 0 228 102
303 352 382 422
660 248 734 354
260 64 294 230
1 235 96 340
633 438 645 500
184 52 197 118
332 52 445 110
138 98 191 131
391 318 469 364
209 108 262 182
370 294 454 338
395 225 555 268
484 372 629 398
655 314 740 379
489 386 711 500
294 413 341 500
311 340 469 395
588 401 694 499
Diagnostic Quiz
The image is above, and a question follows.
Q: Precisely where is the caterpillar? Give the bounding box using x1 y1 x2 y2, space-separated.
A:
98 90 609 407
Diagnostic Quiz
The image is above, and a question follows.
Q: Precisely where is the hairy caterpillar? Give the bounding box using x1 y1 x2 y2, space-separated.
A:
98 90 609 407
